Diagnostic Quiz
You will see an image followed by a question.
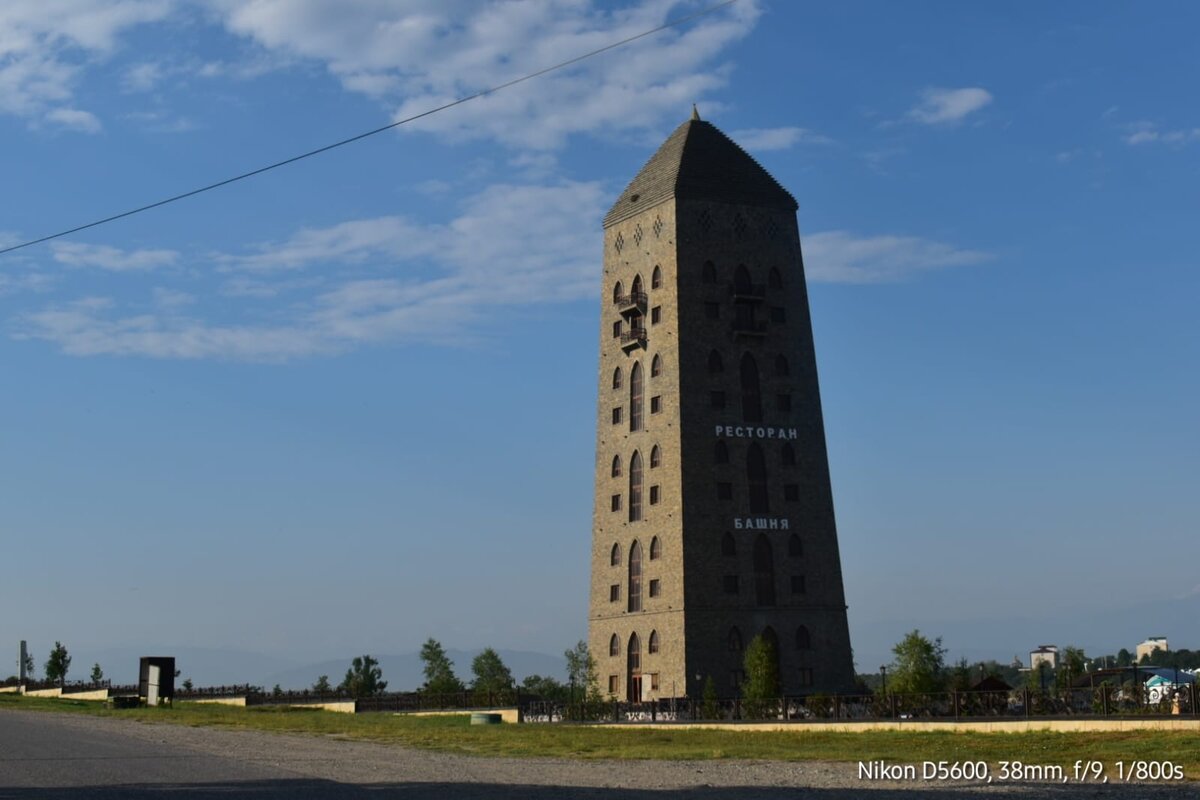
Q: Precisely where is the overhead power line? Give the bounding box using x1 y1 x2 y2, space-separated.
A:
0 0 737 258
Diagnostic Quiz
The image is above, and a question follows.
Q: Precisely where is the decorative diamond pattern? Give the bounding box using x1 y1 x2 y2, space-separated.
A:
697 209 713 234
653 216 663 238
633 224 643 246
614 232 625 253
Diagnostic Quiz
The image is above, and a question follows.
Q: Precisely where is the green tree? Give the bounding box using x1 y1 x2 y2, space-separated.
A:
741 634 780 718
419 639 464 695
564 640 600 700
1116 648 1133 667
339 654 387 698
182 678 194 692
45 642 71 687
701 675 720 719
313 675 332 694
470 648 514 695
1055 646 1087 692
946 657 972 691
272 683 284 697
521 674 566 701
886 630 946 694
90 663 104 684
22 650 35 680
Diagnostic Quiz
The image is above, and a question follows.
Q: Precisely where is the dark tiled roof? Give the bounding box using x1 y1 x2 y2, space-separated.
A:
604 117 798 228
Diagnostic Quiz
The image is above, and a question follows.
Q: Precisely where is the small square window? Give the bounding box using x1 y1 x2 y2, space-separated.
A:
723 575 739 594
650 395 662 414
791 575 806 594
613 320 622 338
649 579 661 597
770 306 786 323
798 668 814 687
729 669 745 689
651 306 662 324
650 673 660 690
612 407 622 424
705 302 720 320
785 484 799 501
609 584 620 602
777 393 792 412
710 391 725 409
717 482 732 499
609 675 619 693
611 494 621 511
649 485 660 505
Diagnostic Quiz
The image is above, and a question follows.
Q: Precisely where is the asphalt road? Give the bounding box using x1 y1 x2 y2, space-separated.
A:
1 709 1196 799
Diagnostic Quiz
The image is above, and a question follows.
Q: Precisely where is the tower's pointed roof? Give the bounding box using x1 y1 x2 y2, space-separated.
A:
604 115 797 227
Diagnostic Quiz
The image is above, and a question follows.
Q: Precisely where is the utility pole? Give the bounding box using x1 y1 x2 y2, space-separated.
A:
19 641 28 684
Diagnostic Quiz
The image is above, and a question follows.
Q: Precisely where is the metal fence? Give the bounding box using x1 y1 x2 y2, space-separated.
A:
520 684 1199 724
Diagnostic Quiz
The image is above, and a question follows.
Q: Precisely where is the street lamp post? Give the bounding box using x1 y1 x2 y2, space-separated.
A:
880 665 887 693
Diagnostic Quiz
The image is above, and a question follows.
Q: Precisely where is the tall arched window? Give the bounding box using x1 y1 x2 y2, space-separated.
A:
628 540 643 612
610 633 620 657
740 353 762 423
702 261 716 283
610 543 622 566
627 632 642 701
650 445 661 468
613 366 622 389
721 531 736 556
613 281 623 303
734 264 753 294
753 534 776 606
775 354 789 376
714 440 729 464
631 274 643 298
648 629 660 654
628 451 643 522
781 443 796 467
611 454 622 478
788 533 803 557
652 265 662 289
629 361 644 432
728 627 743 651
708 349 723 374
796 625 812 650
768 268 783 290
651 354 662 377
649 536 661 560
747 443 769 513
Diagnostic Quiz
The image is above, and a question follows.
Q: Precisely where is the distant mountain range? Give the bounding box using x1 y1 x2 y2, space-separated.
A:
62 646 567 691
262 649 567 692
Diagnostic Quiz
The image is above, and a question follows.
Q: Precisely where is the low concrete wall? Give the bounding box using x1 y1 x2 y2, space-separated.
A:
23 688 63 698
0 686 20 694
603 718 1200 733
298 701 357 714
405 708 521 724
60 689 110 701
186 697 248 707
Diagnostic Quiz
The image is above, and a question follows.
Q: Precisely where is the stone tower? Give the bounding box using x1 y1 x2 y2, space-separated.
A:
588 111 856 701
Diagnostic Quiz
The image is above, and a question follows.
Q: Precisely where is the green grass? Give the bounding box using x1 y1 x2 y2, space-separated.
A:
2 693 1198 778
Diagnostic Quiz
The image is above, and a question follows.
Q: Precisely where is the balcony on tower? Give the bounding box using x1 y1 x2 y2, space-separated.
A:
620 324 648 351
614 290 648 316
731 319 767 338
730 282 765 302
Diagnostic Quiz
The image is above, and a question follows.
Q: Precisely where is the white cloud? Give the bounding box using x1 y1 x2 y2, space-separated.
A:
729 126 832 151
0 1 172 124
122 61 166 92
21 180 607 360
205 0 762 149
52 242 179 271
44 107 102 132
803 230 991 283
1124 121 1200 146
907 87 992 125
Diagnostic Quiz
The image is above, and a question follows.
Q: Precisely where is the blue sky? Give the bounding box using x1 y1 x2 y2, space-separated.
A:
2 1 1197 679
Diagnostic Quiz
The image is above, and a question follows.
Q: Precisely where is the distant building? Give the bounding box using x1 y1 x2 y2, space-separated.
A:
1030 645 1058 670
1137 637 1169 662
